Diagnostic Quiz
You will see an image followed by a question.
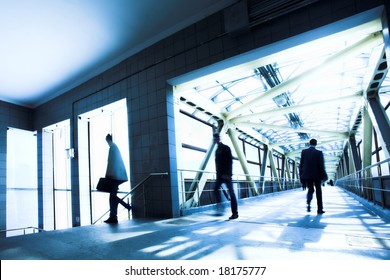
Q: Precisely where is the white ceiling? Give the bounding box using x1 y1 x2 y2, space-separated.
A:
0 0 236 108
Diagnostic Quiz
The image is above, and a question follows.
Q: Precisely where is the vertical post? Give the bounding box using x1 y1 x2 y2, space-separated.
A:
348 144 356 175
349 135 362 172
268 149 281 191
226 127 258 195
295 162 300 188
366 94 390 159
362 106 373 200
285 157 292 189
260 145 269 193
343 148 350 175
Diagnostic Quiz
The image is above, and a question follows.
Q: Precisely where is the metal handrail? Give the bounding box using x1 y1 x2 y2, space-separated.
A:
178 168 301 179
92 172 168 224
178 168 301 209
336 158 390 182
0 226 45 236
336 158 390 209
360 157 390 170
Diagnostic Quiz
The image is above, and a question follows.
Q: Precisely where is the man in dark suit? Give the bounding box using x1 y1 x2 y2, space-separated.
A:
299 139 328 214
104 134 131 224
213 132 238 219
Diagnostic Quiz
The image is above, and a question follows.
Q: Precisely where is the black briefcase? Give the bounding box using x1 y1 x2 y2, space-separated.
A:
96 177 116 193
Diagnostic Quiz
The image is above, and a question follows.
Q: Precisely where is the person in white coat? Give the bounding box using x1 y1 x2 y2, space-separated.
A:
104 134 131 224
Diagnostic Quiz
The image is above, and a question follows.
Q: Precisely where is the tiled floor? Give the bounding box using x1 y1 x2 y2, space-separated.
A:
1 186 390 260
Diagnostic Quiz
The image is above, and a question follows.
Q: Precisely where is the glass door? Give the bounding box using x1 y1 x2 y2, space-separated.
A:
6 128 38 236
42 120 72 230
78 99 130 224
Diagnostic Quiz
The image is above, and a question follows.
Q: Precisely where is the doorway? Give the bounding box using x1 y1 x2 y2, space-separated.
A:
78 98 130 225
42 120 71 230
6 128 38 236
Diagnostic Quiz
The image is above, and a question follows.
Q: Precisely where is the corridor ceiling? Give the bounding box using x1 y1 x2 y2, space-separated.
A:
0 0 236 108
172 7 390 178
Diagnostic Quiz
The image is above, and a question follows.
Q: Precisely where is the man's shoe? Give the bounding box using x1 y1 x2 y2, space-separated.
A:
307 205 311 212
104 217 118 224
317 210 325 214
229 214 238 220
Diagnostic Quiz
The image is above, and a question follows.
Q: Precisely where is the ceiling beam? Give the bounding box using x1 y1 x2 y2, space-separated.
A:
287 149 343 158
226 31 383 120
270 136 343 149
178 89 225 121
235 122 349 138
230 92 363 123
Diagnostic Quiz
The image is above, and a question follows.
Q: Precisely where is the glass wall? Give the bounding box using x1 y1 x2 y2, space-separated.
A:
6 128 38 236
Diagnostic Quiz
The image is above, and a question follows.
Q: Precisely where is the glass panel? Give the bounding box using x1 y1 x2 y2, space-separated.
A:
6 128 38 237
381 162 390 176
54 190 72 229
90 112 111 189
42 120 71 230
245 143 259 163
179 148 215 174
178 113 213 150
247 162 260 177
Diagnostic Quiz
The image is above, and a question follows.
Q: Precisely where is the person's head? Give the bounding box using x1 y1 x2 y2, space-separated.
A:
213 132 220 144
309 138 317 146
106 134 113 143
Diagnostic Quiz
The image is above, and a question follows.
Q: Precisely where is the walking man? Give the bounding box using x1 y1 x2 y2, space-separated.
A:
104 134 131 224
299 139 328 214
213 132 238 220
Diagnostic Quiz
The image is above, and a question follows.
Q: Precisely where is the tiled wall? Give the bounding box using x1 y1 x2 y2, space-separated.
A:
1 0 388 225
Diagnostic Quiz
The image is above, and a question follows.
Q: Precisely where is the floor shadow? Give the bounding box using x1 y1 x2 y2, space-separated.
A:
276 214 326 251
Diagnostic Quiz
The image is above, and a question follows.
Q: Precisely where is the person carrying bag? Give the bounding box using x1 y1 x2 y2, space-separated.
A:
97 134 131 224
